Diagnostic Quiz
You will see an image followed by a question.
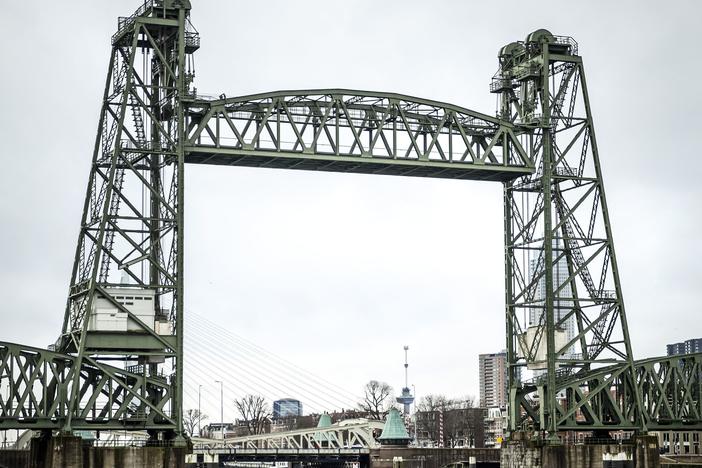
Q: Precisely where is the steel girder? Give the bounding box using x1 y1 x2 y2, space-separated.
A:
184 90 534 181
0 342 174 430
512 353 702 432
636 353 702 430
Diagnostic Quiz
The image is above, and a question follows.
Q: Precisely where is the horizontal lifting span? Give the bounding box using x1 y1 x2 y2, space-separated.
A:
182 89 534 182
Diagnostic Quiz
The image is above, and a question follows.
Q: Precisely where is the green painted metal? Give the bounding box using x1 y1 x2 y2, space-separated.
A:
56 0 195 439
316 414 333 429
1 340 696 432
496 30 648 435
184 90 534 181
313 413 333 443
0 341 175 430
378 408 412 444
0 2 698 441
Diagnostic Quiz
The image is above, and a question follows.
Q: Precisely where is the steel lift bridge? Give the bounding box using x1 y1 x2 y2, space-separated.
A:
0 0 700 443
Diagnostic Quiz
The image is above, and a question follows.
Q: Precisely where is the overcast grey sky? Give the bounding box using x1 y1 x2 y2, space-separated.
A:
1 1 701 421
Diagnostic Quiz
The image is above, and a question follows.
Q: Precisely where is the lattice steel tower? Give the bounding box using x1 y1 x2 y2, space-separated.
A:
59 0 198 438
495 30 644 435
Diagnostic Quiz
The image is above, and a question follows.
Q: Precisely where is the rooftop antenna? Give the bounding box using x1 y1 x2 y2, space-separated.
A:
396 345 414 415
404 345 409 388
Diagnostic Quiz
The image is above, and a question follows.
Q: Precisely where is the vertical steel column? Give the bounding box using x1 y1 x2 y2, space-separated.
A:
174 6 187 441
64 28 143 432
504 182 517 433
538 40 558 437
578 64 646 431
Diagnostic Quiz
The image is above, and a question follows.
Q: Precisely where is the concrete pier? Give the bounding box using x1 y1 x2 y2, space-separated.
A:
28 435 187 468
501 435 660 468
369 447 499 467
0 448 29 468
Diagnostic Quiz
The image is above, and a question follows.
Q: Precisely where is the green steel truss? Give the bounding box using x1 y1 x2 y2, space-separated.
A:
0 3 699 439
184 90 533 181
0 342 174 430
0 340 697 432
495 30 656 434
58 0 195 437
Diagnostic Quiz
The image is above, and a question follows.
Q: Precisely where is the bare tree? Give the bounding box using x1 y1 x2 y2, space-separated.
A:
358 380 393 420
183 409 208 437
234 394 271 435
416 394 452 412
458 395 476 409
417 394 476 411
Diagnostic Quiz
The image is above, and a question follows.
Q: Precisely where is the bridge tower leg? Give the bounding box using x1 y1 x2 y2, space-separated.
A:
497 30 646 436
56 0 199 439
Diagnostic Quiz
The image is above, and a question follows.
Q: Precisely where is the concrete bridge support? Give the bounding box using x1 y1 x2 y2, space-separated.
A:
368 447 500 468
28 435 187 468
0 448 29 468
500 435 660 468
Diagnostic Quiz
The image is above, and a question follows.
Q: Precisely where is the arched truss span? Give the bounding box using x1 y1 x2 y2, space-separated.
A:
184 90 533 181
193 420 385 450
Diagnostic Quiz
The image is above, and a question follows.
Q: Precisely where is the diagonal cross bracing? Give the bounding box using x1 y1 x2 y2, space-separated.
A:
183 90 534 181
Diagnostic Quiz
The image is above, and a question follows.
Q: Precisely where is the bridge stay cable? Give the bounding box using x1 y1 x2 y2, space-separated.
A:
185 317 360 410
184 320 358 414
187 311 362 403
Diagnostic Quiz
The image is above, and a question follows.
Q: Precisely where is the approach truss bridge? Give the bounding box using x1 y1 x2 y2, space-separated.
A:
193 420 384 450
0 0 699 439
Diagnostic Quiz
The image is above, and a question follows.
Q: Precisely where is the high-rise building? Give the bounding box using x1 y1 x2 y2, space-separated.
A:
687 339 702 354
528 239 576 356
272 398 303 419
666 338 702 356
479 351 508 408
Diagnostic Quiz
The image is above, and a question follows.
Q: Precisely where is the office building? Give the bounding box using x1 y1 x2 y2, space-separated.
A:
667 338 702 356
272 398 303 419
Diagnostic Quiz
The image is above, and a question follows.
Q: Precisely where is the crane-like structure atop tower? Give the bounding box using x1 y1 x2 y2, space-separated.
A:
0 0 699 442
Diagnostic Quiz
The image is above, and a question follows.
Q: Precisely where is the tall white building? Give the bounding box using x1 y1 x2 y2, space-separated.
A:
479 351 510 408
528 239 576 356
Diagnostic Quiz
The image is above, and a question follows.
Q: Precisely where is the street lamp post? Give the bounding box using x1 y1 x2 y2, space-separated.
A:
198 384 203 437
215 380 224 442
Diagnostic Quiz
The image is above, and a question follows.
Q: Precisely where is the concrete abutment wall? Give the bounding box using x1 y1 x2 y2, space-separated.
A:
5 435 667 468
27 435 187 468
501 435 660 468
0 449 29 468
